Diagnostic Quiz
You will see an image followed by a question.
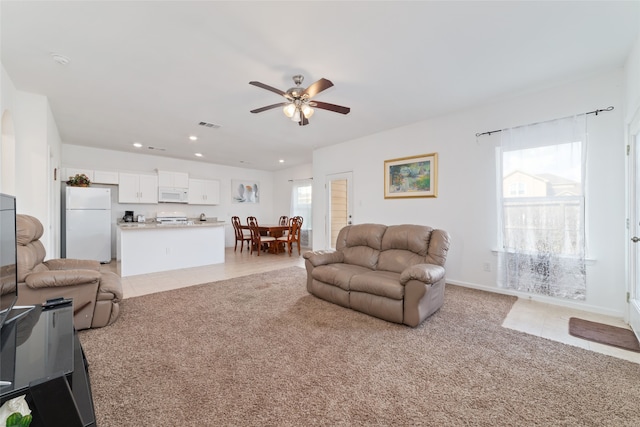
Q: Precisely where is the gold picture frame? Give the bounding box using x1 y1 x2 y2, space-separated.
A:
384 153 438 198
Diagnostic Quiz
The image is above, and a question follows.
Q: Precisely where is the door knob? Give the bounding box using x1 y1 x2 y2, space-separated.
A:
632 236 640 243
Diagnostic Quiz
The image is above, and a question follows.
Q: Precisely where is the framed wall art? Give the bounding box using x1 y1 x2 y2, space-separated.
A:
232 180 260 203
384 153 438 198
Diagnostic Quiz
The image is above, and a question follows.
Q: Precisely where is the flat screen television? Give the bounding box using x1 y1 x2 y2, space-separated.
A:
0 193 18 329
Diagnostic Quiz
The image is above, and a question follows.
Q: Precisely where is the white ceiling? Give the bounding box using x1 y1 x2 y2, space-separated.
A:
2 1 638 171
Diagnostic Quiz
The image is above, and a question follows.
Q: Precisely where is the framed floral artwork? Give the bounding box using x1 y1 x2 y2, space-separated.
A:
232 180 260 203
384 153 438 198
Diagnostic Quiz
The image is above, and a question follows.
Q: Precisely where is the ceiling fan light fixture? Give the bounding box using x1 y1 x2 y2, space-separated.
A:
250 74 349 125
302 104 314 118
283 103 296 118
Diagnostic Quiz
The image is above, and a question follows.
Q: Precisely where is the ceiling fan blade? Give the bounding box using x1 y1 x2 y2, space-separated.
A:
250 102 288 114
303 78 334 98
311 101 351 115
249 81 286 97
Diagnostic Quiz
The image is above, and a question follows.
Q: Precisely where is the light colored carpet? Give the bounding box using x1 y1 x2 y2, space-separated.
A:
79 266 640 426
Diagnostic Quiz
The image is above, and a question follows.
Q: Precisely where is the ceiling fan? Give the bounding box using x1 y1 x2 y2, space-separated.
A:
249 75 350 126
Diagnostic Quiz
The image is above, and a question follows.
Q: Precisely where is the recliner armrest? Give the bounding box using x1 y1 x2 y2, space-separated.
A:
25 269 101 289
44 258 100 271
97 271 123 301
400 264 445 285
303 250 344 267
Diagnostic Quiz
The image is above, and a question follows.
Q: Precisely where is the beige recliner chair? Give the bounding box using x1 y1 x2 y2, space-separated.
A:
15 214 122 330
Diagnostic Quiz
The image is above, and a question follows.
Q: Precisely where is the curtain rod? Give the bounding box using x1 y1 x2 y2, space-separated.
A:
287 178 313 182
475 106 614 138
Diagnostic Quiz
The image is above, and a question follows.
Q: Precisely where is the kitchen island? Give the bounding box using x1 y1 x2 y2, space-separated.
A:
116 220 225 277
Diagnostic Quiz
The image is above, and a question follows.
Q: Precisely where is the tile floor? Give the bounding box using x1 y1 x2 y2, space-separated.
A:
502 298 640 363
103 248 639 364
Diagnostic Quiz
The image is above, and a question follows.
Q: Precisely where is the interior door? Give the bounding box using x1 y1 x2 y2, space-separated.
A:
629 110 640 341
326 172 353 249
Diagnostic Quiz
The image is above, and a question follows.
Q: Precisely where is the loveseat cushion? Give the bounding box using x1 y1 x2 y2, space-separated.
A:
338 223 386 269
425 229 451 266
312 263 371 291
377 225 433 273
350 270 404 300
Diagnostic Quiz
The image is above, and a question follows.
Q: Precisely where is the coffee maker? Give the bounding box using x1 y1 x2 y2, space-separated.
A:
123 210 134 222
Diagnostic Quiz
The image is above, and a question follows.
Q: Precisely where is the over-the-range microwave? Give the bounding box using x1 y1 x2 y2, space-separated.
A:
158 187 188 203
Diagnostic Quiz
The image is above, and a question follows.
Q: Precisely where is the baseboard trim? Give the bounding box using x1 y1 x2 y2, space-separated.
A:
446 279 624 319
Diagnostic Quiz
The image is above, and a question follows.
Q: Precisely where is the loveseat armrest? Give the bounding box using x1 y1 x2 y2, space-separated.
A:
303 250 344 267
44 258 100 271
400 264 445 286
25 269 101 289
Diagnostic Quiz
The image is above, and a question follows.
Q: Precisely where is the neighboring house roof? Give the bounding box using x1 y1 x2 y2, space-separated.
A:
504 171 580 196
536 173 579 186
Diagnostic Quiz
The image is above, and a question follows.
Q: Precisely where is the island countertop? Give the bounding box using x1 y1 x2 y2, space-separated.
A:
117 220 225 230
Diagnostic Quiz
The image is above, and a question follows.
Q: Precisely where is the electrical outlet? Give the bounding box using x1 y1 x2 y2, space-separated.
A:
482 262 491 272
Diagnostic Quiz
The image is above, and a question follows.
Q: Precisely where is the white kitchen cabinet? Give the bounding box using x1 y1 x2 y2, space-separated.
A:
157 170 189 189
92 170 119 184
188 179 220 205
64 168 119 185
118 173 158 203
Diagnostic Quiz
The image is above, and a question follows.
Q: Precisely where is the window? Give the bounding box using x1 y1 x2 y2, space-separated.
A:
290 180 312 247
507 181 526 197
497 115 586 300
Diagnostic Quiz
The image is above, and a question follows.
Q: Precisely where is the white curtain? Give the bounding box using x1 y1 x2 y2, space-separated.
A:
497 115 587 300
290 179 312 247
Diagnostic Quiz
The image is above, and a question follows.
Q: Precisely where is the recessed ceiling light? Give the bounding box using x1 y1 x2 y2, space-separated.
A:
189 135 198 141
133 142 143 148
194 153 203 157
279 159 285 163
50 53 70 65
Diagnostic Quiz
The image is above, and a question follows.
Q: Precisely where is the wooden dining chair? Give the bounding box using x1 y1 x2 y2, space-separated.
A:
276 216 303 256
232 216 252 252
247 217 276 256
279 215 289 226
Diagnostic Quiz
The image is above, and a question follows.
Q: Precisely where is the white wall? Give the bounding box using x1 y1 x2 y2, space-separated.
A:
1 69 17 195
1 65 62 256
272 163 313 218
624 25 640 119
312 69 626 317
62 144 302 248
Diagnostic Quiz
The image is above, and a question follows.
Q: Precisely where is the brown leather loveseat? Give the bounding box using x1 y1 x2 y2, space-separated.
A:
303 223 450 327
15 214 122 330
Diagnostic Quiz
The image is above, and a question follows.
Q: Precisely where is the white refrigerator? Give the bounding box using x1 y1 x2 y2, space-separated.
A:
65 187 111 263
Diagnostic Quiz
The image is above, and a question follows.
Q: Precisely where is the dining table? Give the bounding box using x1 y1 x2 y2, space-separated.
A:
240 223 290 253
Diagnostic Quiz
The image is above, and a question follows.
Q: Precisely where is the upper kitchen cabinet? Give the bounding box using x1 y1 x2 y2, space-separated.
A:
157 171 189 189
119 173 158 204
188 179 220 205
64 168 119 185
92 170 119 185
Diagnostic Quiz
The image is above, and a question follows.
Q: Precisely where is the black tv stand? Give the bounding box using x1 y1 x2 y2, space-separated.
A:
0 305 96 426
